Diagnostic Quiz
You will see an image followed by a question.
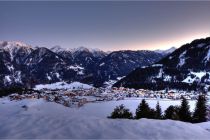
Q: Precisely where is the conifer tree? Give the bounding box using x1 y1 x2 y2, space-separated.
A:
164 105 180 120
155 101 162 119
135 99 151 119
193 95 207 123
149 108 156 119
179 97 191 122
108 104 133 119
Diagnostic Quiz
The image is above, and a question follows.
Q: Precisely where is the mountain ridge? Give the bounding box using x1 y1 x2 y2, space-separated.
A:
0 41 166 88
114 37 210 91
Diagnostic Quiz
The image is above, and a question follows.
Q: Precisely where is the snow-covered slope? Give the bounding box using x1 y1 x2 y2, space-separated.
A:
0 98 209 139
93 50 164 86
159 37 210 70
0 41 34 87
182 71 210 84
34 81 93 90
114 37 210 91
0 41 33 61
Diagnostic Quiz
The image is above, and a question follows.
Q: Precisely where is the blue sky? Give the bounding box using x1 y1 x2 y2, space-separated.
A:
0 1 210 51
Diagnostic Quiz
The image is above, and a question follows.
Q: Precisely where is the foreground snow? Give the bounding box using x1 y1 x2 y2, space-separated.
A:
81 98 197 117
0 98 210 139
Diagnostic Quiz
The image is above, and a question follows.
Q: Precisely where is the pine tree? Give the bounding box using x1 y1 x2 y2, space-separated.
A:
108 104 133 119
179 97 192 122
135 99 151 119
149 108 156 119
164 105 180 120
155 101 162 119
193 95 207 123
164 105 175 119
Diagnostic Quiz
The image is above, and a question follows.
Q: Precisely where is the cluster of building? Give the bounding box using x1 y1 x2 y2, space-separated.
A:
106 87 209 100
9 91 90 107
8 87 210 108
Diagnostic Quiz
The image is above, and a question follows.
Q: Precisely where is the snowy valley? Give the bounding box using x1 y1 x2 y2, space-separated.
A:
1 1 210 139
0 37 210 139
0 80 209 139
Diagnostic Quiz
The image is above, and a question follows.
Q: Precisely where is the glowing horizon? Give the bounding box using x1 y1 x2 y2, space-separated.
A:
131 33 210 51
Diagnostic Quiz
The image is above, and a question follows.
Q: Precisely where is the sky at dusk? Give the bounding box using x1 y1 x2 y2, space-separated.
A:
0 1 210 51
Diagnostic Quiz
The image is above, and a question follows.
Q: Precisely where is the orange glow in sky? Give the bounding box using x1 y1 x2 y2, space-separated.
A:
110 32 210 51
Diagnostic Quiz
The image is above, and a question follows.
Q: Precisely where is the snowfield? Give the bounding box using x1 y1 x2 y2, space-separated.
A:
182 71 209 84
0 98 210 139
34 81 93 90
81 98 197 118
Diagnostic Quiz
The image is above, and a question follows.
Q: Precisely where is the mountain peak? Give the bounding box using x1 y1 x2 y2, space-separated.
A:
51 46 95 53
50 45 66 52
164 47 176 54
71 46 90 53
155 47 176 55
0 41 31 48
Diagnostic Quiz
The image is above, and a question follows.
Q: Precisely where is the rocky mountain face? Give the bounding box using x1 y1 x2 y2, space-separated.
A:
0 41 165 88
0 42 85 88
50 46 108 78
0 41 33 88
114 37 210 92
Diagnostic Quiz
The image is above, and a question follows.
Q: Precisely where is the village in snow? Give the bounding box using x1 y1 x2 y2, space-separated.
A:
1 81 210 139
8 81 210 108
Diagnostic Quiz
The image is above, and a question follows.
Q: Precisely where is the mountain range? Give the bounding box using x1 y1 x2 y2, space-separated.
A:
114 37 210 92
0 41 170 88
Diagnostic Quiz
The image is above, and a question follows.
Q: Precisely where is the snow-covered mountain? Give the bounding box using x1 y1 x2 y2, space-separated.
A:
0 41 33 63
0 41 167 88
0 42 86 88
51 46 107 59
50 46 107 74
0 41 34 87
114 37 210 91
92 50 164 86
50 46 165 86
154 47 176 55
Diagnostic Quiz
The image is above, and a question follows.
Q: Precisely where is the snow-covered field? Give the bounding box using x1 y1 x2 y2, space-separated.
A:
34 81 93 90
80 98 197 118
0 98 210 139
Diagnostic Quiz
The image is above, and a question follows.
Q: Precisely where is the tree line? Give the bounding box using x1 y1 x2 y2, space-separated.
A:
108 95 208 123
0 87 39 98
